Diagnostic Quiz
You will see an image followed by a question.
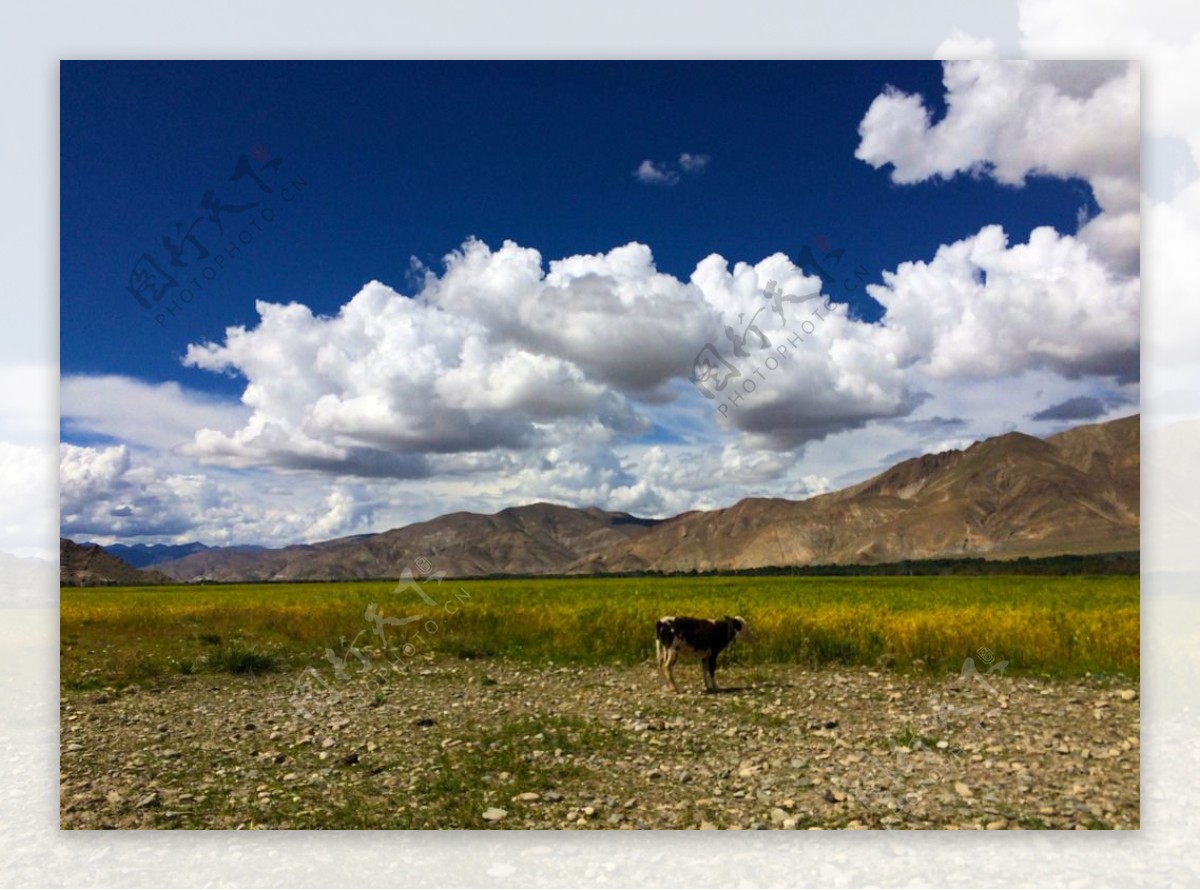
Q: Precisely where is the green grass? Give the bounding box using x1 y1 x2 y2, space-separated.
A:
272 714 626 829
60 574 1138 689
892 724 940 750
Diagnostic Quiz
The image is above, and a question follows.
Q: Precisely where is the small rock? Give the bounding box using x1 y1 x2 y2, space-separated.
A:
699 821 718 830
986 819 1007 830
769 807 788 824
544 790 564 802
1117 689 1137 701
321 738 335 749
482 808 507 822
823 790 846 804
514 792 540 802
954 782 973 798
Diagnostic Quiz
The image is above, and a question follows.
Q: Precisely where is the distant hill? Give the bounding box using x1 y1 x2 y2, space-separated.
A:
59 539 173 587
151 414 1139 582
156 503 661 582
86 541 215 568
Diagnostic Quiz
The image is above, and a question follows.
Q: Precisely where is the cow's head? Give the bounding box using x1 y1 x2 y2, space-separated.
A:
727 615 754 643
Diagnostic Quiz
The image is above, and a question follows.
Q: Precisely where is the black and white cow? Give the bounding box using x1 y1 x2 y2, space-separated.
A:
655 615 753 693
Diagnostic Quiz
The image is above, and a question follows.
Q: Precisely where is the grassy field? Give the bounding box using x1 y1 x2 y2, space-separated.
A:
60 574 1139 690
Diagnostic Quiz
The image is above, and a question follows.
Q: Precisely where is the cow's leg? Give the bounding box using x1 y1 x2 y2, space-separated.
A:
663 648 681 693
704 653 719 692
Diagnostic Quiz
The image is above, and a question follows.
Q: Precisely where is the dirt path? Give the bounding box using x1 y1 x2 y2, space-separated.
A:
60 657 1139 829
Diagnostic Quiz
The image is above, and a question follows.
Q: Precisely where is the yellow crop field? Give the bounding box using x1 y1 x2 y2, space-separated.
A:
60 574 1139 690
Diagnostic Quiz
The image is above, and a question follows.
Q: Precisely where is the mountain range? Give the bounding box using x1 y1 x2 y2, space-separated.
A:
127 414 1138 583
59 539 174 587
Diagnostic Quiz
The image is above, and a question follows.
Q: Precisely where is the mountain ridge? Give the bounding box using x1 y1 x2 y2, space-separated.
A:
60 539 174 587
134 414 1139 582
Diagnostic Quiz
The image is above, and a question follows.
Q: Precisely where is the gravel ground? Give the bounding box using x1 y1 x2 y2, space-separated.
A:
60 656 1139 830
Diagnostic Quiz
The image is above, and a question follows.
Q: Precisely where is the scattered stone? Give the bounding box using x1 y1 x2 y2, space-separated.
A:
58 661 1142 830
482 808 507 822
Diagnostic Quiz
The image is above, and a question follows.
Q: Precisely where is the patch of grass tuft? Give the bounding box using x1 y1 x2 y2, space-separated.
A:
207 646 278 675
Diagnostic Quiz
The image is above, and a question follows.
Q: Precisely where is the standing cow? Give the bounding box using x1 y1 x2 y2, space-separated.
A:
655 615 753 693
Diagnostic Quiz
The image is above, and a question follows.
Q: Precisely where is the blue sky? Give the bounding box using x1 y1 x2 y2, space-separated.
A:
59 60 1140 547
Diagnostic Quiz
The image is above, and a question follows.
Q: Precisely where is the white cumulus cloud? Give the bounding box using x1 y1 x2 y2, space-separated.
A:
868 224 1139 382
856 59 1140 274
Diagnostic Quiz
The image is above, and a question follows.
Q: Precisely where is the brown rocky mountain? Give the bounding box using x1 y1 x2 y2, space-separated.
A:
152 414 1139 582
59 539 173 586
155 503 660 582
578 414 1139 573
